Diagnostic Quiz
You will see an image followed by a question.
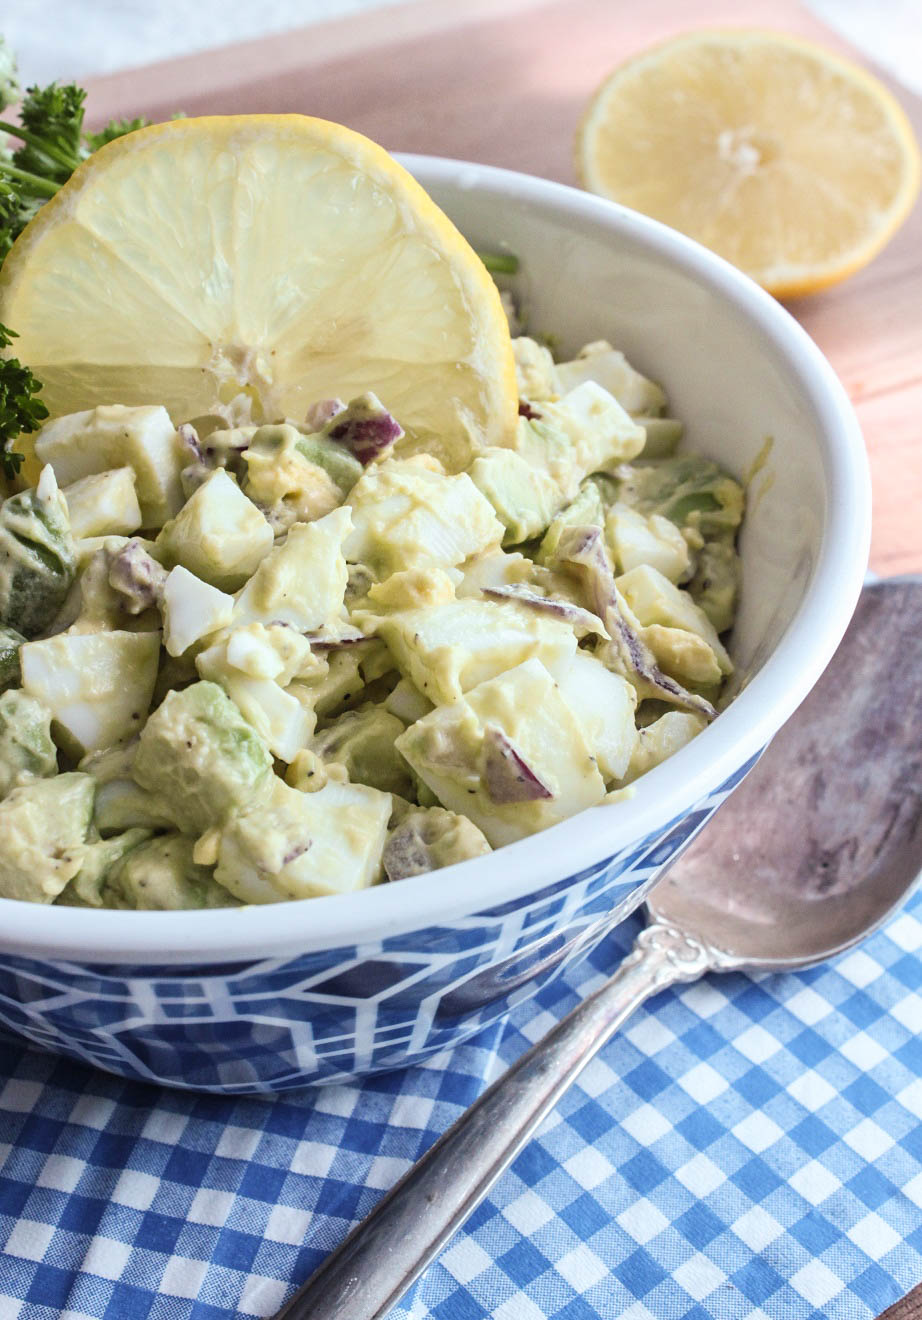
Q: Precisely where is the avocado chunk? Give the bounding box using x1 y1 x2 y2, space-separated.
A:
242 424 343 533
0 624 25 691
56 827 153 907
687 539 741 635
80 742 180 836
215 776 391 903
194 623 317 762
0 772 95 903
195 644 316 762
106 835 239 910
0 466 76 639
382 806 491 881
636 417 683 459
133 680 274 835
312 703 414 797
615 455 744 538
295 432 364 495
467 448 562 545
0 689 57 798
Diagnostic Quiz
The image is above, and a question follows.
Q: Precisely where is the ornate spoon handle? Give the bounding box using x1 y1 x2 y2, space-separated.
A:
274 921 714 1320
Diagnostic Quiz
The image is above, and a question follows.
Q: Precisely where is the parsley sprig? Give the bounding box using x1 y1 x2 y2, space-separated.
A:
0 322 47 480
0 35 156 260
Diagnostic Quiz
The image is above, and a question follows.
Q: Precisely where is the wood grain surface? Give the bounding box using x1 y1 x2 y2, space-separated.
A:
78 3 922 1313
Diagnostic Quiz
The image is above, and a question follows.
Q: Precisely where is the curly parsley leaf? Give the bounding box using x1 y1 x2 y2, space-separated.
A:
0 178 42 263
84 115 152 152
0 36 183 270
14 81 87 181
0 322 48 480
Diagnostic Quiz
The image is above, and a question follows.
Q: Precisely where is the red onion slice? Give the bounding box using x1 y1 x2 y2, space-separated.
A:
482 724 553 803
481 584 607 637
552 525 716 721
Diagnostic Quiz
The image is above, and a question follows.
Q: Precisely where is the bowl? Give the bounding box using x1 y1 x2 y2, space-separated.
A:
0 156 870 1092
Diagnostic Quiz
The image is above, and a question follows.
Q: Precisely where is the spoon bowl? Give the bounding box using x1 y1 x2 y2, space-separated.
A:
653 576 922 969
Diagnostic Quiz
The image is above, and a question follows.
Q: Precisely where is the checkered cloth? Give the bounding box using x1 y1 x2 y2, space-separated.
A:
1 887 920 1320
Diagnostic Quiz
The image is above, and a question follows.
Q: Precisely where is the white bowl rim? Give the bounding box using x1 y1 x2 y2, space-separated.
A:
0 155 871 964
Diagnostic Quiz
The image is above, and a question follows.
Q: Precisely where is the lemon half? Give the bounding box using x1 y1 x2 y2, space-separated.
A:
576 29 921 297
0 115 517 470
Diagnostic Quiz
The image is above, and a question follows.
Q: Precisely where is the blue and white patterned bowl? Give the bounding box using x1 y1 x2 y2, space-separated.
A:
0 158 870 1092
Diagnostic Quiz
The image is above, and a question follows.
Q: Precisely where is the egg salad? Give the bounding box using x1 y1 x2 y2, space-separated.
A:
0 334 743 909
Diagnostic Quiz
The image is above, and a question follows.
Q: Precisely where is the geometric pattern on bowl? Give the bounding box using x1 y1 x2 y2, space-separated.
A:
0 756 758 1092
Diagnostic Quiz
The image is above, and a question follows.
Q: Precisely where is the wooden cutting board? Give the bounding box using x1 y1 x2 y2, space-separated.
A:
81 0 922 578
78 6 922 1314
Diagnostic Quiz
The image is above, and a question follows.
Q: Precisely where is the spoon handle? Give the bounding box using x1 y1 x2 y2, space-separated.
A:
274 919 713 1320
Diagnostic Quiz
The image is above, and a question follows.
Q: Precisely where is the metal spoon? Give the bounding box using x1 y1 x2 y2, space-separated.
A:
275 577 922 1320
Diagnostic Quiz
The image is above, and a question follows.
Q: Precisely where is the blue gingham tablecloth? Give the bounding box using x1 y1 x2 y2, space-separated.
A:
0 888 920 1320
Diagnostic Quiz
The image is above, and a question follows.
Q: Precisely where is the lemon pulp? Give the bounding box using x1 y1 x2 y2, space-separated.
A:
576 30 921 296
0 115 517 470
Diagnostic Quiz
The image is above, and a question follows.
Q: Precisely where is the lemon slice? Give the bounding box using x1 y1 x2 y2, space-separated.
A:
0 115 516 471
575 30 921 296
